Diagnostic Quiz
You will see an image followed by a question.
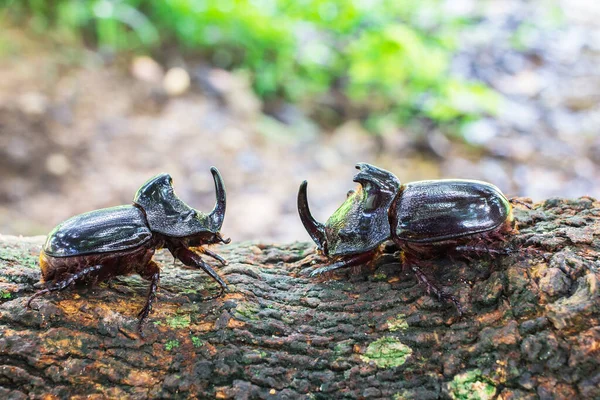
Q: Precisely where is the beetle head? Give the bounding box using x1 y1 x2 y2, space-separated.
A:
298 163 401 257
134 167 227 238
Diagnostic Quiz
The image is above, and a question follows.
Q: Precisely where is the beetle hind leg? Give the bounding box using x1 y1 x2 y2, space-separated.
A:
27 264 103 309
137 260 160 333
452 230 516 260
454 245 516 257
409 264 464 316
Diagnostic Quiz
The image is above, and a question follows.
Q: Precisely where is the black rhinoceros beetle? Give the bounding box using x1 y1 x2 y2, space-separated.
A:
298 163 522 312
28 167 230 332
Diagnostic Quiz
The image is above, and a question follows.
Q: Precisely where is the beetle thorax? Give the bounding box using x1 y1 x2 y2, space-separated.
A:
324 183 397 256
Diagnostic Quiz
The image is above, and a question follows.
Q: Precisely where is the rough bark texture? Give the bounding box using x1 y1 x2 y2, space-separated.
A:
1 198 599 399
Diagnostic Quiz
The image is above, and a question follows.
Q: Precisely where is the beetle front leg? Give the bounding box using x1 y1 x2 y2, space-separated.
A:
137 260 160 333
308 250 377 277
169 244 228 295
27 264 103 309
199 248 228 266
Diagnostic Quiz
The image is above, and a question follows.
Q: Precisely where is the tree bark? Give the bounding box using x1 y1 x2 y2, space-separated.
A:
0 198 599 399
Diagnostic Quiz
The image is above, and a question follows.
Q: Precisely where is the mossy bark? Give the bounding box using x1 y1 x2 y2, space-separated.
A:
1 198 599 399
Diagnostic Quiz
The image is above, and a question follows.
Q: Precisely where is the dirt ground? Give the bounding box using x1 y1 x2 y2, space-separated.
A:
1 0 600 242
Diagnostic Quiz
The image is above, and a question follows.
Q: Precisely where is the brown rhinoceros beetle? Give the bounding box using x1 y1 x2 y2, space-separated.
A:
28 167 230 332
298 163 523 313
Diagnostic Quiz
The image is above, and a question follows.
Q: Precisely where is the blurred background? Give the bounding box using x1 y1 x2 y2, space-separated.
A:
0 0 599 243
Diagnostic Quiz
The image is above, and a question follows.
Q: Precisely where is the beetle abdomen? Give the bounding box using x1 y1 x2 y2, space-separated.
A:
39 244 154 282
44 205 152 257
392 180 512 243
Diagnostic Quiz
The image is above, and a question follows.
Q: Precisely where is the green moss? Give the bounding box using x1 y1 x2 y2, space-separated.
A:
334 340 353 355
166 314 191 329
448 370 497 400
0 290 12 299
0 247 38 269
234 303 260 320
360 337 412 368
164 340 180 351
372 273 388 282
153 320 163 326
388 314 409 332
241 350 264 365
191 337 203 348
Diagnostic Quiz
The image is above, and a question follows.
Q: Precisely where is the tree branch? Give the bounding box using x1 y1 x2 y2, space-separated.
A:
0 198 599 399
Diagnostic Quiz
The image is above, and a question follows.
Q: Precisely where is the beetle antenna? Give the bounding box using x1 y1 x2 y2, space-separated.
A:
208 167 227 231
297 181 327 252
215 232 231 244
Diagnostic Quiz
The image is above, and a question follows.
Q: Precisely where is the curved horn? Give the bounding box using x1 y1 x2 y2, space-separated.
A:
297 181 327 251
208 166 226 231
353 162 400 194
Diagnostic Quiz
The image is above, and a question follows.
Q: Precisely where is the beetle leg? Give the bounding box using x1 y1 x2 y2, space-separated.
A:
454 245 515 257
308 251 376 277
137 260 160 333
199 248 228 266
170 245 228 295
509 197 533 209
409 264 464 316
488 230 509 243
27 264 103 309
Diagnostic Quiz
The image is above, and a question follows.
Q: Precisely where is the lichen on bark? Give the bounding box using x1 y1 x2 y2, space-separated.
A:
0 197 599 399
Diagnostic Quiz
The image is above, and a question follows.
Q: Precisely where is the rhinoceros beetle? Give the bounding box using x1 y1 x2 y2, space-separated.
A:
27 167 230 332
298 163 524 313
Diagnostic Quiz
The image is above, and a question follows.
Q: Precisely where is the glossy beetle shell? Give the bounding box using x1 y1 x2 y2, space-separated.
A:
44 205 152 257
391 180 512 243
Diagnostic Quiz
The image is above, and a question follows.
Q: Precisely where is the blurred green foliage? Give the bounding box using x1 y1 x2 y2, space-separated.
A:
2 0 498 130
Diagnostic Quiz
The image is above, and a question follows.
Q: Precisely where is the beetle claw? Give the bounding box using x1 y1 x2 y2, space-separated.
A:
136 323 146 339
309 263 348 277
200 247 228 266
26 289 49 310
201 284 228 301
308 267 329 277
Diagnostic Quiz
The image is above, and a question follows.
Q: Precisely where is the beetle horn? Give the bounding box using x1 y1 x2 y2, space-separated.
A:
208 167 226 231
297 181 327 251
353 163 400 194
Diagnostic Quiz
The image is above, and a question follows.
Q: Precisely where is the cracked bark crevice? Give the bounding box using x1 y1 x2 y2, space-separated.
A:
0 198 600 399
